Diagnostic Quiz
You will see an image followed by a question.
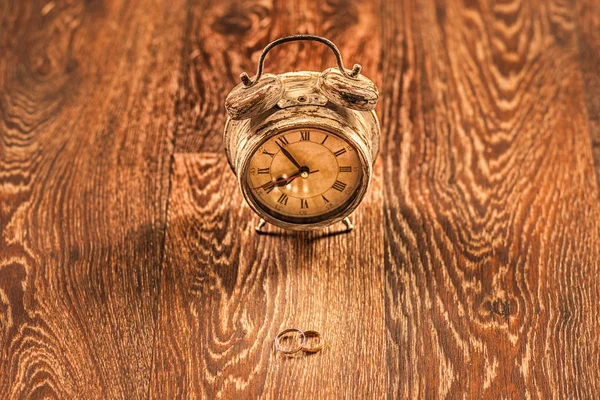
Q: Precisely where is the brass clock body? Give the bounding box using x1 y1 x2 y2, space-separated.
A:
223 36 380 231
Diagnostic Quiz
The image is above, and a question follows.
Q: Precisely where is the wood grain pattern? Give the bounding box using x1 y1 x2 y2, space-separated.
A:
577 0 600 196
380 0 600 397
175 0 382 153
0 0 184 397
149 153 385 398
2 0 600 398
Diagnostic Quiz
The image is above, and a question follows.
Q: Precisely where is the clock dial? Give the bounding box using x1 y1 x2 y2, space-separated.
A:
246 127 363 223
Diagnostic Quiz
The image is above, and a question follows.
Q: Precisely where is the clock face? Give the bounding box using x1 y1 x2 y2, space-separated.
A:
246 127 364 224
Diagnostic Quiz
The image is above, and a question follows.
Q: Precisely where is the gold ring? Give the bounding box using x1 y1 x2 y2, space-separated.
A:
301 330 324 353
274 328 306 355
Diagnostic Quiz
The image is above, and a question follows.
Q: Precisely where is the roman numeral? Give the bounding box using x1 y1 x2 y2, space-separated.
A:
333 148 347 157
262 149 275 157
276 136 289 146
321 135 329 145
277 193 289 205
258 168 270 174
332 180 346 192
300 131 310 141
339 166 352 172
300 199 309 209
322 195 330 203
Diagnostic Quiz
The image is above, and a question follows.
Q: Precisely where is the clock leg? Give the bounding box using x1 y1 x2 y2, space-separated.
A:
341 217 354 232
255 218 267 232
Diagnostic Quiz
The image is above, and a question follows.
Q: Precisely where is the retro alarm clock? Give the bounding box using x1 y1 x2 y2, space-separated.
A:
224 35 380 232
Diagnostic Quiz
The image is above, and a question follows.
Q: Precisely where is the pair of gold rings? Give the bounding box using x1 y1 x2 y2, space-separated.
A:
274 328 324 355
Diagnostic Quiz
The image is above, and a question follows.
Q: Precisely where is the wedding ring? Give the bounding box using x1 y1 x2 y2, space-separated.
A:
301 330 324 353
274 328 306 355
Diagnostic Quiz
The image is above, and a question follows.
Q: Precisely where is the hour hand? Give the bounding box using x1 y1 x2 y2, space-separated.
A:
276 142 303 170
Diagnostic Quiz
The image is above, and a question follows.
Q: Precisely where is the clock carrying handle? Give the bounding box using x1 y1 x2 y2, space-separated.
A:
239 35 362 87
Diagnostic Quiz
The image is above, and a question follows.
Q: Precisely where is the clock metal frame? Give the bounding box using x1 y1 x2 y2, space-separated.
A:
224 71 380 231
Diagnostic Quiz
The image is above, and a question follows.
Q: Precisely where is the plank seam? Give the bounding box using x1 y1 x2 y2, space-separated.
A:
146 0 193 398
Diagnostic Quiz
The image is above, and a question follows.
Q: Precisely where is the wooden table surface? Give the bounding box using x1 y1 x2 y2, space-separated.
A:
1 0 600 398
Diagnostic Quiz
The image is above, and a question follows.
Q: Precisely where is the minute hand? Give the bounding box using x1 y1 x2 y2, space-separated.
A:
277 142 303 169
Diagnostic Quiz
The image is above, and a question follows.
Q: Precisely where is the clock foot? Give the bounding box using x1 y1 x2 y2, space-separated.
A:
341 217 354 232
255 218 267 232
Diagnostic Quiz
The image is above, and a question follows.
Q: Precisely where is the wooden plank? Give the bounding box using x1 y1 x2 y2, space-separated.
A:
576 0 600 196
174 0 382 153
381 0 600 398
2 0 598 396
150 153 385 398
0 0 185 397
